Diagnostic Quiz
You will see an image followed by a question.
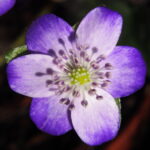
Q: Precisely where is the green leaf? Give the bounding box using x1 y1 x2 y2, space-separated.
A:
115 98 121 110
5 45 27 63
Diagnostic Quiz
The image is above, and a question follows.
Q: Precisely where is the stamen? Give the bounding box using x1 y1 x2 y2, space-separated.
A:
92 82 98 87
96 55 105 63
96 72 105 79
48 49 57 57
59 50 68 60
58 50 65 56
80 51 85 57
68 103 75 110
60 98 70 105
74 58 79 64
69 49 74 54
81 100 88 107
35 72 45 77
46 68 53 75
72 90 80 97
105 72 111 78
85 57 90 62
46 80 53 86
58 38 65 45
91 63 99 70
92 47 98 53
58 64 65 69
104 63 113 70
54 75 60 80
54 81 61 85
101 80 111 88
96 95 103 100
64 68 70 73
64 86 71 92
88 89 96 95
53 58 62 65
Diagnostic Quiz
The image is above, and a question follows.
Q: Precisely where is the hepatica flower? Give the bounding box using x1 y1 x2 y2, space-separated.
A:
0 0 15 16
7 7 146 145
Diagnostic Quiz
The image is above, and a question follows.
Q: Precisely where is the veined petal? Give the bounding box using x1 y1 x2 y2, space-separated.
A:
7 54 62 97
30 96 72 135
0 0 15 16
103 46 147 98
71 88 120 146
26 14 74 56
76 7 122 57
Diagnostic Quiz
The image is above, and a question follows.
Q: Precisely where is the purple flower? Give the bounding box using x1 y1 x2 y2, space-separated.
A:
0 0 15 16
7 7 146 145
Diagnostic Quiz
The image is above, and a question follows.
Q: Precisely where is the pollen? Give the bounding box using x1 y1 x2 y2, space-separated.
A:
68 67 91 85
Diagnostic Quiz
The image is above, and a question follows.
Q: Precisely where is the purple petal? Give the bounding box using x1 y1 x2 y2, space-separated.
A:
7 54 61 97
0 0 15 16
30 96 72 135
76 7 122 57
103 46 147 98
71 89 120 146
26 14 74 55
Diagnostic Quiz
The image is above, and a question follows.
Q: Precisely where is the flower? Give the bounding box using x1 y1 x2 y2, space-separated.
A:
7 7 146 146
0 0 15 16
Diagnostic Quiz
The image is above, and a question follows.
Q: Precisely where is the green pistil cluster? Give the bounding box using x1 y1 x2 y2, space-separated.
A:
68 67 91 85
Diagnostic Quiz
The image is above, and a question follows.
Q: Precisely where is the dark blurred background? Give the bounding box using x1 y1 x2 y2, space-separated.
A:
0 0 150 150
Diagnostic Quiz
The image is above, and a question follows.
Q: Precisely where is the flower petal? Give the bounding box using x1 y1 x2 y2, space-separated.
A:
30 96 72 135
0 0 15 16
7 54 62 97
26 14 74 55
103 46 147 98
76 7 122 57
71 88 120 146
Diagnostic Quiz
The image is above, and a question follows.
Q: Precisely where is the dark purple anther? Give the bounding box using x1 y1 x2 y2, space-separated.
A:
101 80 111 88
69 49 73 54
105 72 111 78
85 57 90 62
104 63 113 70
80 51 85 57
96 95 103 100
53 58 62 65
72 90 80 97
74 58 79 64
59 64 65 69
60 98 70 105
92 82 98 87
88 89 96 95
81 100 88 107
58 38 65 45
69 103 75 110
92 47 98 53
96 72 104 79
96 55 105 63
46 80 53 86
59 50 65 56
63 68 69 73
64 86 71 92
35 72 45 77
48 49 57 57
53 75 60 81
46 68 53 75
55 81 60 85
101 82 108 88
91 63 99 70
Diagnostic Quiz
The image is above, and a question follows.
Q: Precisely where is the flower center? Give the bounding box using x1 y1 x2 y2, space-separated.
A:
68 67 91 85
